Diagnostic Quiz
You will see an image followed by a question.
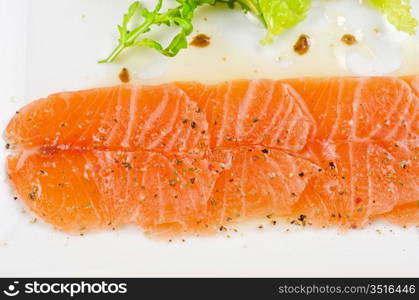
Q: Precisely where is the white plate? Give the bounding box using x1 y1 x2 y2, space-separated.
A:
0 0 418 277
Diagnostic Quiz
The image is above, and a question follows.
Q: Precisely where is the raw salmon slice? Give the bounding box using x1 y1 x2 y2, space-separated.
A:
6 77 419 236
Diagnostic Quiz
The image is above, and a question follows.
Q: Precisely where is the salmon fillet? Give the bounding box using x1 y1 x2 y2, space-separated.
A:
6 77 419 236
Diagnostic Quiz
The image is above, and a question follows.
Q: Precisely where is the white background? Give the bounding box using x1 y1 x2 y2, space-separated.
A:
0 0 418 277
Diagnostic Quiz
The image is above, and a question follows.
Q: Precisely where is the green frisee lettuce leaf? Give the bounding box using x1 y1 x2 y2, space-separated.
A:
369 0 417 35
259 0 311 44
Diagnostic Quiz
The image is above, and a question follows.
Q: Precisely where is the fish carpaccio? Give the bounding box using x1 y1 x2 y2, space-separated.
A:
6 77 419 236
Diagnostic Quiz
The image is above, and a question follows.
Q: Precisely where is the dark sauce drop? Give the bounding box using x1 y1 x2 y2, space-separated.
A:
190 34 211 48
293 34 311 55
119 68 130 83
341 34 357 45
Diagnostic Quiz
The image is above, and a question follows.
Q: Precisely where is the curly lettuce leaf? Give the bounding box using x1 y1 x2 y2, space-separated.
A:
259 0 311 44
369 0 417 35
